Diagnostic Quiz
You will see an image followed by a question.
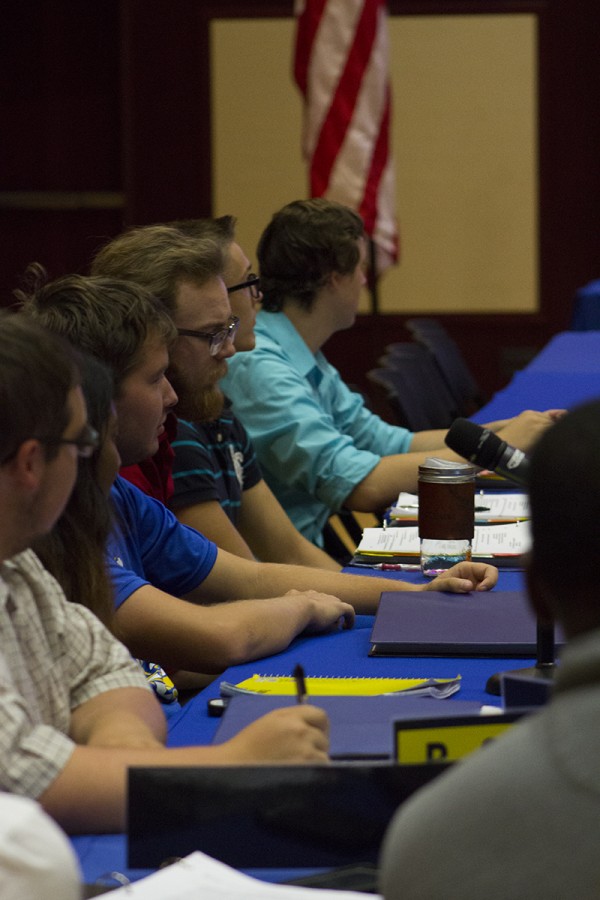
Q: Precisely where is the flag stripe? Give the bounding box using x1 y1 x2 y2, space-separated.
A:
359 83 390 234
300 1 365 161
309 3 379 196
293 0 328 96
324 4 389 211
294 0 399 275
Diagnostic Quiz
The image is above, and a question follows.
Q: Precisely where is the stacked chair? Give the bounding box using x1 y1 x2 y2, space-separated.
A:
328 319 485 559
569 278 600 331
405 318 486 418
367 341 459 431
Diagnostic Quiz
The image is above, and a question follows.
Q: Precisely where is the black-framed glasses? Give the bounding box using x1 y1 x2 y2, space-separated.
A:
38 423 100 459
177 315 240 356
227 274 261 300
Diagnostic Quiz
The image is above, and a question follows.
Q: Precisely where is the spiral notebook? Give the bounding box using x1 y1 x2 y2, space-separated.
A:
220 673 461 698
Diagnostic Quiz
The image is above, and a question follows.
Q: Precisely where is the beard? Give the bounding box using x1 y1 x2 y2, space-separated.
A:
168 360 227 423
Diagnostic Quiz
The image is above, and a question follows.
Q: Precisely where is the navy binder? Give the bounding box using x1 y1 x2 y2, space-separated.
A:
211 693 482 759
369 590 565 657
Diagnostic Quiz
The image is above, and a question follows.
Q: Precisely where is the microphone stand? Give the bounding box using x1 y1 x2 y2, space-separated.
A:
485 620 556 696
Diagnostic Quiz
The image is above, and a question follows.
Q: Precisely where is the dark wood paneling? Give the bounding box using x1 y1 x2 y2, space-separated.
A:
0 1 121 190
120 0 212 225
0 0 123 299
1 0 598 398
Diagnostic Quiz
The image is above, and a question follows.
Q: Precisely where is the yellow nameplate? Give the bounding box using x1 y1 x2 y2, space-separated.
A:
395 714 522 764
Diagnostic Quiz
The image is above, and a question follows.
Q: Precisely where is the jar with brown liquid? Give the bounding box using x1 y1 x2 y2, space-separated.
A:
418 458 476 576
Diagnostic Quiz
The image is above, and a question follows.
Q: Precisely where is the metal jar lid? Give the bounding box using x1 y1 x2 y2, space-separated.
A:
418 456 476 484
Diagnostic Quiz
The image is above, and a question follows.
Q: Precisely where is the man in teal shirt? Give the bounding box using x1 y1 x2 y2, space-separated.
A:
222 199 562 546
223 308 412 544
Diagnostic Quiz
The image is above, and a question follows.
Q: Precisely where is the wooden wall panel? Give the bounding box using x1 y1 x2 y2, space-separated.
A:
1 0 598 398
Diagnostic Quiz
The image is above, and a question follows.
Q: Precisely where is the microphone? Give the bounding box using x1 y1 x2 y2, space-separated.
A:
445 418 530 486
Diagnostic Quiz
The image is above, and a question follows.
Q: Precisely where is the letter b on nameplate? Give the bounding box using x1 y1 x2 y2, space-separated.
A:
394 713 523 764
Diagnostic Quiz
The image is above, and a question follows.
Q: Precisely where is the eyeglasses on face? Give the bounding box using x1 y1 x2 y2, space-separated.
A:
38 423 101 459
227 274 261 300
177 315 240 356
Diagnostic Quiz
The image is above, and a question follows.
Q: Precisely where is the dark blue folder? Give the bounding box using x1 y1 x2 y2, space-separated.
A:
212 693 483 759
369 590 565 657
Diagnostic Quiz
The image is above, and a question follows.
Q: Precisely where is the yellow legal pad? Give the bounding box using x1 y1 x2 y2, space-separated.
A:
221 673 462 698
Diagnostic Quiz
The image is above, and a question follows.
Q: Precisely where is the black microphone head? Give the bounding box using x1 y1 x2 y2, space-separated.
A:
445 418 504 469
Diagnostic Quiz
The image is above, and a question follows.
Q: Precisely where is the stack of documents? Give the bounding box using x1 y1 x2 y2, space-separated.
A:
109 849 380 898
354 521 531 564
388 491 530 523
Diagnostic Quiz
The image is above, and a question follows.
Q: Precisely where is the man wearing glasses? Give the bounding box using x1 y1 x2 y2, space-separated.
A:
92 221 344 570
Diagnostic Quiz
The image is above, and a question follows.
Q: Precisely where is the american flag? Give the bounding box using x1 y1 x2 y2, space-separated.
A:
294 0 398 277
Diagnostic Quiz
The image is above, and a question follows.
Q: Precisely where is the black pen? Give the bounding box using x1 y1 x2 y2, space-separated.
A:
293 663 307 704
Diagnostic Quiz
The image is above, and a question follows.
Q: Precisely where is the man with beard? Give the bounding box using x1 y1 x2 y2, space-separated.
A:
92 222 343 569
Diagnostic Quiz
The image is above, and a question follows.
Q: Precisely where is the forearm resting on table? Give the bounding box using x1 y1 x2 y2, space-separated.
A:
248 523 341 571
345 410 561 512
202 553 498 615
114 582 353 673
38 739 268 833
41 705 331 834
176 491 340 572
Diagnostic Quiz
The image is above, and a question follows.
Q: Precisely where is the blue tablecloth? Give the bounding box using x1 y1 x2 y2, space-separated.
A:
523 331 600 373
472 370 600 421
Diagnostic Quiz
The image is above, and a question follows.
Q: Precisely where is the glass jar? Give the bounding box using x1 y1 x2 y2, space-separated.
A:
418 457 476 576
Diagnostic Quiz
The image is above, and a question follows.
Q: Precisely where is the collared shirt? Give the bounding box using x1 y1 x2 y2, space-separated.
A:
170 408 262 524
221 310 413 545
0 549 150 799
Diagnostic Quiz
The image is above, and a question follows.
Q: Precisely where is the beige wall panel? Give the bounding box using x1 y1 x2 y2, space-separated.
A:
211 14 538 315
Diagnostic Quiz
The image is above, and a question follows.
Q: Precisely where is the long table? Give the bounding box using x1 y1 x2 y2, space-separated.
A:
72 330 599 888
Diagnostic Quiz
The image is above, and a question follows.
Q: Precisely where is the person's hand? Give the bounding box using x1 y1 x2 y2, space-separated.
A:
492 409 566 453
218 705 330 763
420 561 498 593
284 589 356 633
